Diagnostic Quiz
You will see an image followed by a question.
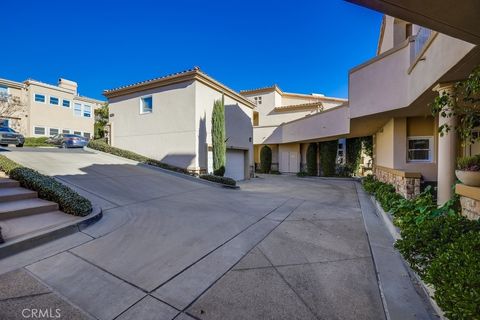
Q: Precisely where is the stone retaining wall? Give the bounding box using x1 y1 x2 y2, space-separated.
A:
374 166 421 199
455 184 480 220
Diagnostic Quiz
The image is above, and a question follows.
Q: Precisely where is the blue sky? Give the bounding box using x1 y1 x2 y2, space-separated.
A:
1 0 382 100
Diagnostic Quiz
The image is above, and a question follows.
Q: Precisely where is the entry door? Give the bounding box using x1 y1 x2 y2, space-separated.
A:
280 152 299 173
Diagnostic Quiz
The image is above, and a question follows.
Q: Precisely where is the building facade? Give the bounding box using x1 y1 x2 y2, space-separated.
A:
104 67 255 181
240 85 347 173
0 78 104 139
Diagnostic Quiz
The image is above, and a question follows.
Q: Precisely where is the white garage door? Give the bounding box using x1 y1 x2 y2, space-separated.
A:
225 149 245 181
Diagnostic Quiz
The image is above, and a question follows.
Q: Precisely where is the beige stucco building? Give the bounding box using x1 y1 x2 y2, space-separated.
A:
0 77 104 139
104 67 255 181
240 85 347 173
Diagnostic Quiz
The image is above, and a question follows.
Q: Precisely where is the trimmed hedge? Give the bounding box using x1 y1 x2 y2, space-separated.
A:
0 155 92 216
24 137 51 147
260 145 272 174
87 140 188 174
306 143 318 176
362 175 480 319
200 174 236 186
319 140 337 176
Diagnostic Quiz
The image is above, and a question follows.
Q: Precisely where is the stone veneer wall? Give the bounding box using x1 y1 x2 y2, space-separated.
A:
459 196 480 220
374 166 421 199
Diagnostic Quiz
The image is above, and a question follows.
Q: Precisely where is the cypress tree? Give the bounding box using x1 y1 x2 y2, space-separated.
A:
306 143 318 176
212 99 226 176
260 145 272 173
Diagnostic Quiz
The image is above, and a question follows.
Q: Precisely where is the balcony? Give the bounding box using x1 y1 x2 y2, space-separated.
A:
349 32 476 120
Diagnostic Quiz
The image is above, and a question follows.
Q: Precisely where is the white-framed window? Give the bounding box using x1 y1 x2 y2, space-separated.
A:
83 132 91 139
62 129 71 134
50 96 59 105
34 126 46 135
253 96 262 105
140 96 153 114
49 128 59 136
35 94 46 103
1 119 10 127
74 131 81 135
74 103 82 116
62 99 70 108
407 136 433 162
83 105 92 117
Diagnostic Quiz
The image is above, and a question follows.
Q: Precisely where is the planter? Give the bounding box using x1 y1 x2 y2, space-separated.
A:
455 170 480 187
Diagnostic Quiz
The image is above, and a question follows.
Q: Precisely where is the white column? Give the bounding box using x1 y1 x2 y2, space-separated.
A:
433 83 457 206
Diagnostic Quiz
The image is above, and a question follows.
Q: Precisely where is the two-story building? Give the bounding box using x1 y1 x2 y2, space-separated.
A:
104 67 255 181
240 85 347 173
0 77 104 139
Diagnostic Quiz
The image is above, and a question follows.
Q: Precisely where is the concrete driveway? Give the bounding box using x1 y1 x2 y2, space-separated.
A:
0 147 432 320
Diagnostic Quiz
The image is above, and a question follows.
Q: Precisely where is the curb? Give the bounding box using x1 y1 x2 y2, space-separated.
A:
0 206 102 259
84 146 241 190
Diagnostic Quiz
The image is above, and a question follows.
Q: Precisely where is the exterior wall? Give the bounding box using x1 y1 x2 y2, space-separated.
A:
0 82 28 134
194 81 253 176
28 83 99 138
456 184 480 220
278 143 301 173
374 117 437 182
109 81 197 170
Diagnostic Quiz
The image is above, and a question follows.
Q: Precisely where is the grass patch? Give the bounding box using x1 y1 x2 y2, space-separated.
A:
24 137 52 147
0 155 92 216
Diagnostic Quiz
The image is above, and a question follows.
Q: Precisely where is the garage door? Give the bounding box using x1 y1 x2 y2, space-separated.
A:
225 149 245 181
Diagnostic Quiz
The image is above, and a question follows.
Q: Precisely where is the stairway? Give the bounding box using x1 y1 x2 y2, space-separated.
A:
0 178 77 244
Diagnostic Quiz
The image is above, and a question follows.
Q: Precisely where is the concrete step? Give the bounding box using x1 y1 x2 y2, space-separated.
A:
0 178 20 189
0 210 78 241
0 188 37 202
0 199 59 220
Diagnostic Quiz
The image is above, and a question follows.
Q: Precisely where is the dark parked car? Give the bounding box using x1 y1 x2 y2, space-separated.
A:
47 134 89 148
0 127 24 147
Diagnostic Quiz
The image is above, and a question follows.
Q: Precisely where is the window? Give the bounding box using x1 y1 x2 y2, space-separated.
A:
74 131 81 135
74 103 82 116
0 119 9 128
83 105 92 117
0 127 16 133
50 96 59 105
140 96 153 113
62 99 70 108
408 137 433 162
34 127 46 135
49 128 59 136
83 132 91 139
35 94 46 103
254 96 262 105
62 129 71 134
0 86 8 101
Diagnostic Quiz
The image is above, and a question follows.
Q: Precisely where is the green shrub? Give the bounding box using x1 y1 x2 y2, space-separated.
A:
296 171 308 177
260 145 272 173
306 143 318 176
24 137 51 147
319 140 337 176
200 174 236 186
346 137 362 176
87 140 188 174
0 155 92 216
362 174 378 193
426 231 480 320
212 99 226 176
395 213 480 277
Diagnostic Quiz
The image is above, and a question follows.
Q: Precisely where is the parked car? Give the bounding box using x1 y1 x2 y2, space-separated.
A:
0 127 24 147
47 134 89 148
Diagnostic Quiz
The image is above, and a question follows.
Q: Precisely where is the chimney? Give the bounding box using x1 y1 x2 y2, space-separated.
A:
58 78 78 94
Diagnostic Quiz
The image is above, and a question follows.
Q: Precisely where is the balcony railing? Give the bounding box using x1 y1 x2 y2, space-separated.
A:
412 27 433 61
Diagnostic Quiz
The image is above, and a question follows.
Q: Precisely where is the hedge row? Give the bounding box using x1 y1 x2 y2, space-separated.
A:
199 174 236 186
0 155 92 216
24 137 51 147
87 140 188 174
362 175 480 320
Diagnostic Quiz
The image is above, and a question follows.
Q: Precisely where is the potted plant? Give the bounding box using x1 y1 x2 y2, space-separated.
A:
456 154 480 186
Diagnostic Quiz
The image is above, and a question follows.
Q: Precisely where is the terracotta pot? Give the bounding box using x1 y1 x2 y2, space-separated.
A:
455 170 480 187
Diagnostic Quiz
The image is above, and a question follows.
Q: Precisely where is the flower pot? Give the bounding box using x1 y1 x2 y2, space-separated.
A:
455 170 480 187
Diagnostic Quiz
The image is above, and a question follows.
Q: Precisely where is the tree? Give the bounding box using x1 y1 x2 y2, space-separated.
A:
431 65 480 145
346 137 362 176
260 145 272 173
319 140 338 176
306 143 318 176
0 91 27 130
212 99 226 176
94 103 109 139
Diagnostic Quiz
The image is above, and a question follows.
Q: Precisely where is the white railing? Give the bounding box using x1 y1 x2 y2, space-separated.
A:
413 27 433 60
